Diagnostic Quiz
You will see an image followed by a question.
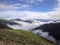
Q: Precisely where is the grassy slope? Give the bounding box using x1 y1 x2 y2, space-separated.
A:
8 30 54 45
0 29 56 45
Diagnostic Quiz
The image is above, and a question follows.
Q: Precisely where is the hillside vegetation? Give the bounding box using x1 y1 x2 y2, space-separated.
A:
0 29 56 45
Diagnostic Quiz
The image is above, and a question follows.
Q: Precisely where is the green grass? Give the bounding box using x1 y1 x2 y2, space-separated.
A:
8 30 53 45
0 29 56 45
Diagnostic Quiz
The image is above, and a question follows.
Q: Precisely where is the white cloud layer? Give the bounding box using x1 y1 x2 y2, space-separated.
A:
0 0 43 10
0 3 30 10
26 0 43 4
47 0 60 20
0 11 51 19
0 0 60 20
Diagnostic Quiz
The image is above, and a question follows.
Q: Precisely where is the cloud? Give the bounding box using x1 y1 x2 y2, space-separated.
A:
0 3 30 10
47 0 60 20
0 11 51 19
26 0 43 4
0 1 45 19
0 0 60 20
0 0 43 11
37 0 43 2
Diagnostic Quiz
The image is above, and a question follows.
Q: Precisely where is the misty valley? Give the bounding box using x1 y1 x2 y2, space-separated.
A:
0 18 60 45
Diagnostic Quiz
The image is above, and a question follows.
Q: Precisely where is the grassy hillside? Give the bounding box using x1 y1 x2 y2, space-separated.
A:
0 29 56 45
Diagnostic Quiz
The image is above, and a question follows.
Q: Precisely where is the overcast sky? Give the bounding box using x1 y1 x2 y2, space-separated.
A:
0 0 60 20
